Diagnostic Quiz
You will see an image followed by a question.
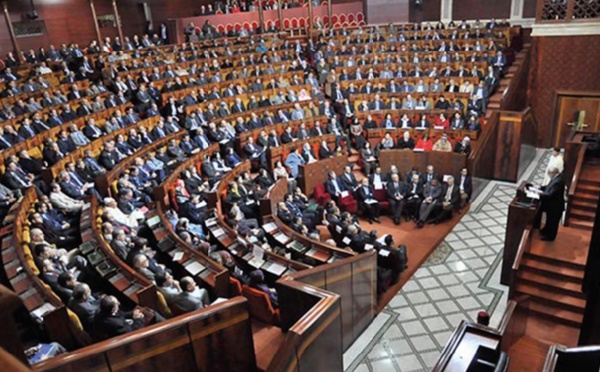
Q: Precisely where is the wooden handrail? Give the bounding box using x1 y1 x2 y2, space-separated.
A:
33 296 253 371
468 110 499 179
565 144 587 226
512 226 532 272
568 144 587 199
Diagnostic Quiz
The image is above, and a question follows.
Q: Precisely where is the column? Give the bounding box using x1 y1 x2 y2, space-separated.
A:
90 0 103 47
440 0 453 22
258 0 264 33
2 1 20 56
328 0 332 28
277 0 283 31
308 0 313 36
112 0 124 42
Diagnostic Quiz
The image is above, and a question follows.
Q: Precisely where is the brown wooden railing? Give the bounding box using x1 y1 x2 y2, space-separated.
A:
509 226 533 296
468 111 499 179
33 297 257 372
565 144 587 226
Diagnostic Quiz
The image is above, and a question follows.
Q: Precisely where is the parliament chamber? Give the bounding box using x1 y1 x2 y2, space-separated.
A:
0 0 599 371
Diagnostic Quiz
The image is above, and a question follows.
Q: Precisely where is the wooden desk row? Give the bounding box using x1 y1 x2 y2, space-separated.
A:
85 196 164 314
184 97 320 124
208 160 311 279
32 296 257 372
4 188 91 350
0 79 93 108
366 128 479 146
0 102 133 170
1 89 109 129
259 178 355 265
89 128 229 301
349 93 471 112
41 115 163 184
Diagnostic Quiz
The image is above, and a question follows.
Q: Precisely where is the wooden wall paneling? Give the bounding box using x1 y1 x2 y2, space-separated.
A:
351 252 377 342
452 0 511 20
364 0 409 25
322 262 355 350
408 0 441 23
529 36 600 147
298 155 348 196
552 92 600 148
293 298 343 372
105 325 194 371
276 281 321 331
188 300 257 372
523 0 537 18
494 111 522 182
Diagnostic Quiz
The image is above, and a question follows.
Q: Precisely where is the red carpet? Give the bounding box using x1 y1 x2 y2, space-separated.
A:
353 208 469 312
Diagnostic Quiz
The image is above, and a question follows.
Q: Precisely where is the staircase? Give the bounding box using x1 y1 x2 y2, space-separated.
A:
513 252 586 327
567 159 600 231
507 336 552 372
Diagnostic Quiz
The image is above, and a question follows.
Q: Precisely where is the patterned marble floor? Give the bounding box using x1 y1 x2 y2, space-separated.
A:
343 149 551 372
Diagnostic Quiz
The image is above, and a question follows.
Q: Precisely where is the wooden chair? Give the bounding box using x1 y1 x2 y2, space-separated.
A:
241 285 280 326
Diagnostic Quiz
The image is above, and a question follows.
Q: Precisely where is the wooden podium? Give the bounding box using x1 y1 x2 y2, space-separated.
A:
501 182 540 285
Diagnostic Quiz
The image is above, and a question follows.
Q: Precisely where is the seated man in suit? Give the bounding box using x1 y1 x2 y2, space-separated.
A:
173 276 210 312
387 173 406 225
68 283 100 330
358 178 381 224
94 296 145 339
457 167 473 209
340 166 359 194
243 137 267 168
325 171 347 201
431 176 460 224
416 178 442 228
405 173 424 220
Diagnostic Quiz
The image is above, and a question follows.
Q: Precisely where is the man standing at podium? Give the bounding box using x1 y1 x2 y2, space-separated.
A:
532 167 565 241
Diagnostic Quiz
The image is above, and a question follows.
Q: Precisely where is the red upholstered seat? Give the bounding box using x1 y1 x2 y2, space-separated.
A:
374 188 390 211
339 193 358 214
230 277 242 297
242 285 280 325
314 184 331 206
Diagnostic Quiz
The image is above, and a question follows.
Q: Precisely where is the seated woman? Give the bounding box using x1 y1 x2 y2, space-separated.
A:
273 160 297 192
380 133 395 150
433 113 450 130
414 134 433 151
433 134 453 152
349 118 365 150
249 269 279 308
398 113 412 129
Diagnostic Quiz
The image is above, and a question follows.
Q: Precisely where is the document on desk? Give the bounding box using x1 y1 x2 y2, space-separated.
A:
365 199 378 204
185 261 207 276
263 222 278 233
265 261 287 276
172 251 184 262
525 189 540 199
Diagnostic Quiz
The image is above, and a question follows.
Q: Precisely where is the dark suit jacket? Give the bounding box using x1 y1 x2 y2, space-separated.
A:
326 178 346 196
340 173 358 191
19 157 44 174
94 311 144 339
540 175 565 212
